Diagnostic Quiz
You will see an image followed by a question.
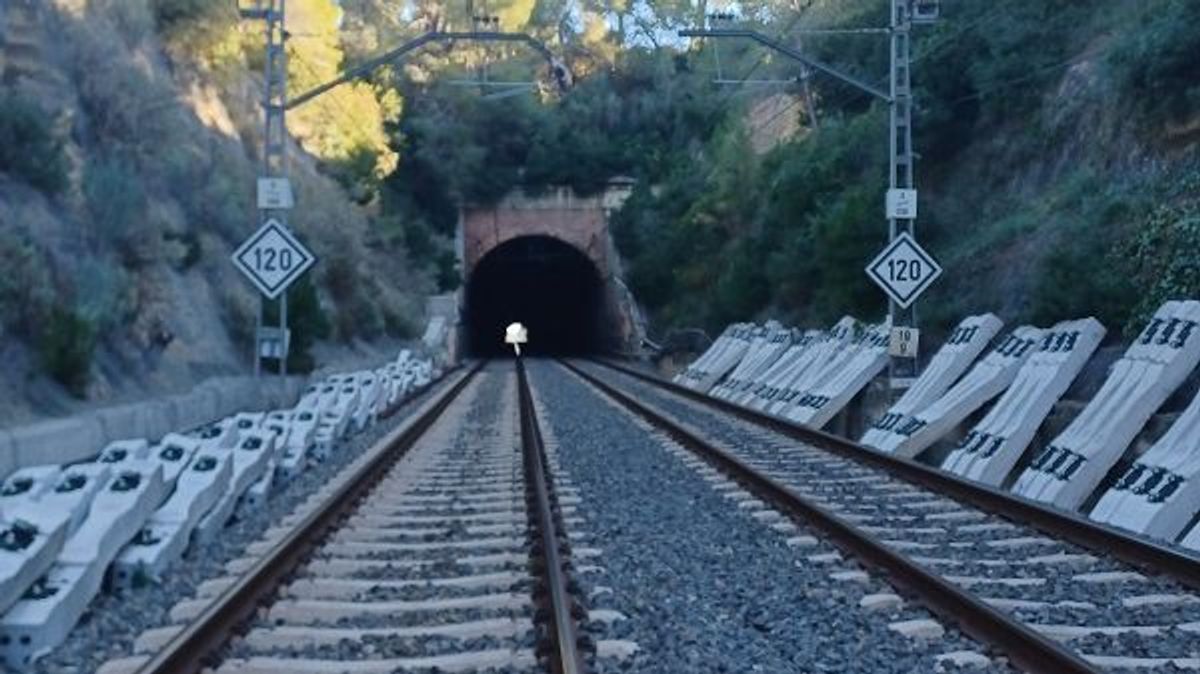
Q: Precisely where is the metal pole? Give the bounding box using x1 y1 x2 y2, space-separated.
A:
887 0 917 389
252 0 290 377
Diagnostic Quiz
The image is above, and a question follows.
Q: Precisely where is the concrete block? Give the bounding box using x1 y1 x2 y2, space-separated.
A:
277 443 307 480
732 331 820 407
110 521 186 589
232 412 265 432
710 325 793 401
786 324 891 429
0 466 62 511
97 440 151 465
10 417 104 470
763 318 858 415
39 464 113 536
0 505 68 617
0 562 103 668
155 452 232 527
192 430 275 543
276 413 315 481
1015 301 1200 510
57 462 165 568
946 318 1105 487
874 326 1045 459
149 434 201 487
864 314 1003 448
240 460 276 513
113 451 232 585
194 418 239 451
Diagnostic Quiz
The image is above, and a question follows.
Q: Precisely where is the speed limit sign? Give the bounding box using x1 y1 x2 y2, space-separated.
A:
232 219 316 299
865 232 942 309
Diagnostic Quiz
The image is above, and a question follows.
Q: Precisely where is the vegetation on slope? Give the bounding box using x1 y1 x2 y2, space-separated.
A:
2 0 1197 409
0 0 426 409
375 0 1200 342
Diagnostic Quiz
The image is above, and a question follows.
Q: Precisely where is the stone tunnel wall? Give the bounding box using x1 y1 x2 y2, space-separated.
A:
456 185 644 357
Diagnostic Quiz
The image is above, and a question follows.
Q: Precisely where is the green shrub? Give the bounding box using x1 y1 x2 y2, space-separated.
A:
262 277 331 373
0 235 54 337
1119 174 1200 332
83 158 154 263
382 305 420 339
0 97 68 194
152 0 225 28
74 259 131 333
39 309 97 398
1030 241 1138 335
1108 0 1200 124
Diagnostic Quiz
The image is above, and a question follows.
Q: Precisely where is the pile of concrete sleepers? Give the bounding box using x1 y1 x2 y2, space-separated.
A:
862 314 1003 448
866 325 1046 459
1013 301 1200 510
674 323 757 392
941 318 1105 486
679 299 1200 551
0 350 438 669
754 317 857 416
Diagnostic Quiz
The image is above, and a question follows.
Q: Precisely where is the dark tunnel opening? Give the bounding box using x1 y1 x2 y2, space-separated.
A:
467 236 605 357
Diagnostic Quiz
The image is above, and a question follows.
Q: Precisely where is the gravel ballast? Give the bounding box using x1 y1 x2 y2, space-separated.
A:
32 373 454 674
529 359 1003 673
576 361 1200 667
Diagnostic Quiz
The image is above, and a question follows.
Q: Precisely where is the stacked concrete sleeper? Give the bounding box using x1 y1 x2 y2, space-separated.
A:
709 324 794 401
0 350 438 669
1013 301 1200 509
861 313 1003 448
682 299 1200 551
942 318 1106 486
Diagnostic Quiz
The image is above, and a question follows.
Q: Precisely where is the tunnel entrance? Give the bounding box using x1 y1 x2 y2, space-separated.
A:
466 235 606 357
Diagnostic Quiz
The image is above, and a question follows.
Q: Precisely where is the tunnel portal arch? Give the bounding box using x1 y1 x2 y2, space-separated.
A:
457 186 645 359
466 235 608 356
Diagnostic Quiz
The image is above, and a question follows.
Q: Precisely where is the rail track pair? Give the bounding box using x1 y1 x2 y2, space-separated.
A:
128 358 1200 674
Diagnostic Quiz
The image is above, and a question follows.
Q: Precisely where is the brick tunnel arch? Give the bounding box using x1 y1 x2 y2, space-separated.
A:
466 235 612 357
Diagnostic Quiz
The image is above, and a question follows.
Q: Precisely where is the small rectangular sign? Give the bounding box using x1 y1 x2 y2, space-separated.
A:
886 188 918 219
257 177 294 210
889 326 919 358
257 327 290 359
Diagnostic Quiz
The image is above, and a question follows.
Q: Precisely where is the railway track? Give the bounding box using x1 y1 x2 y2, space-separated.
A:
109 362 590 674
565 358 1200 673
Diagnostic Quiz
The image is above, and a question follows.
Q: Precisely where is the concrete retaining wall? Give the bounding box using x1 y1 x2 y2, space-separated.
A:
0 376 308 479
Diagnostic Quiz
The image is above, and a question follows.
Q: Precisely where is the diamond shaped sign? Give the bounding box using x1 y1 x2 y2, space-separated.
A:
232 219 316 300
865 232 942 309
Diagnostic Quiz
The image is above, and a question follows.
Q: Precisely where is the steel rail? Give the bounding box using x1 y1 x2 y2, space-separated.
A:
135 362 484 674
517 359 589 674
592 357 1200 591
562 359 1097 674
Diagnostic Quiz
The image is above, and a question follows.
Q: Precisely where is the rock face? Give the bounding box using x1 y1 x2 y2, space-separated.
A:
0 1 430 424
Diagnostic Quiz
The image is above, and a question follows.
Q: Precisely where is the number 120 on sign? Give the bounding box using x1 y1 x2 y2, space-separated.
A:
865 232 943 309
232 219 316 300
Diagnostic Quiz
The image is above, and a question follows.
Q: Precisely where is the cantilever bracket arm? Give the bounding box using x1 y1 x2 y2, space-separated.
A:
287 30 568 110
678 28 892 103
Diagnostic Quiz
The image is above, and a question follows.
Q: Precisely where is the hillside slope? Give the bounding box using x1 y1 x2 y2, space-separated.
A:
0 0 430 423
609 0 1200 343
